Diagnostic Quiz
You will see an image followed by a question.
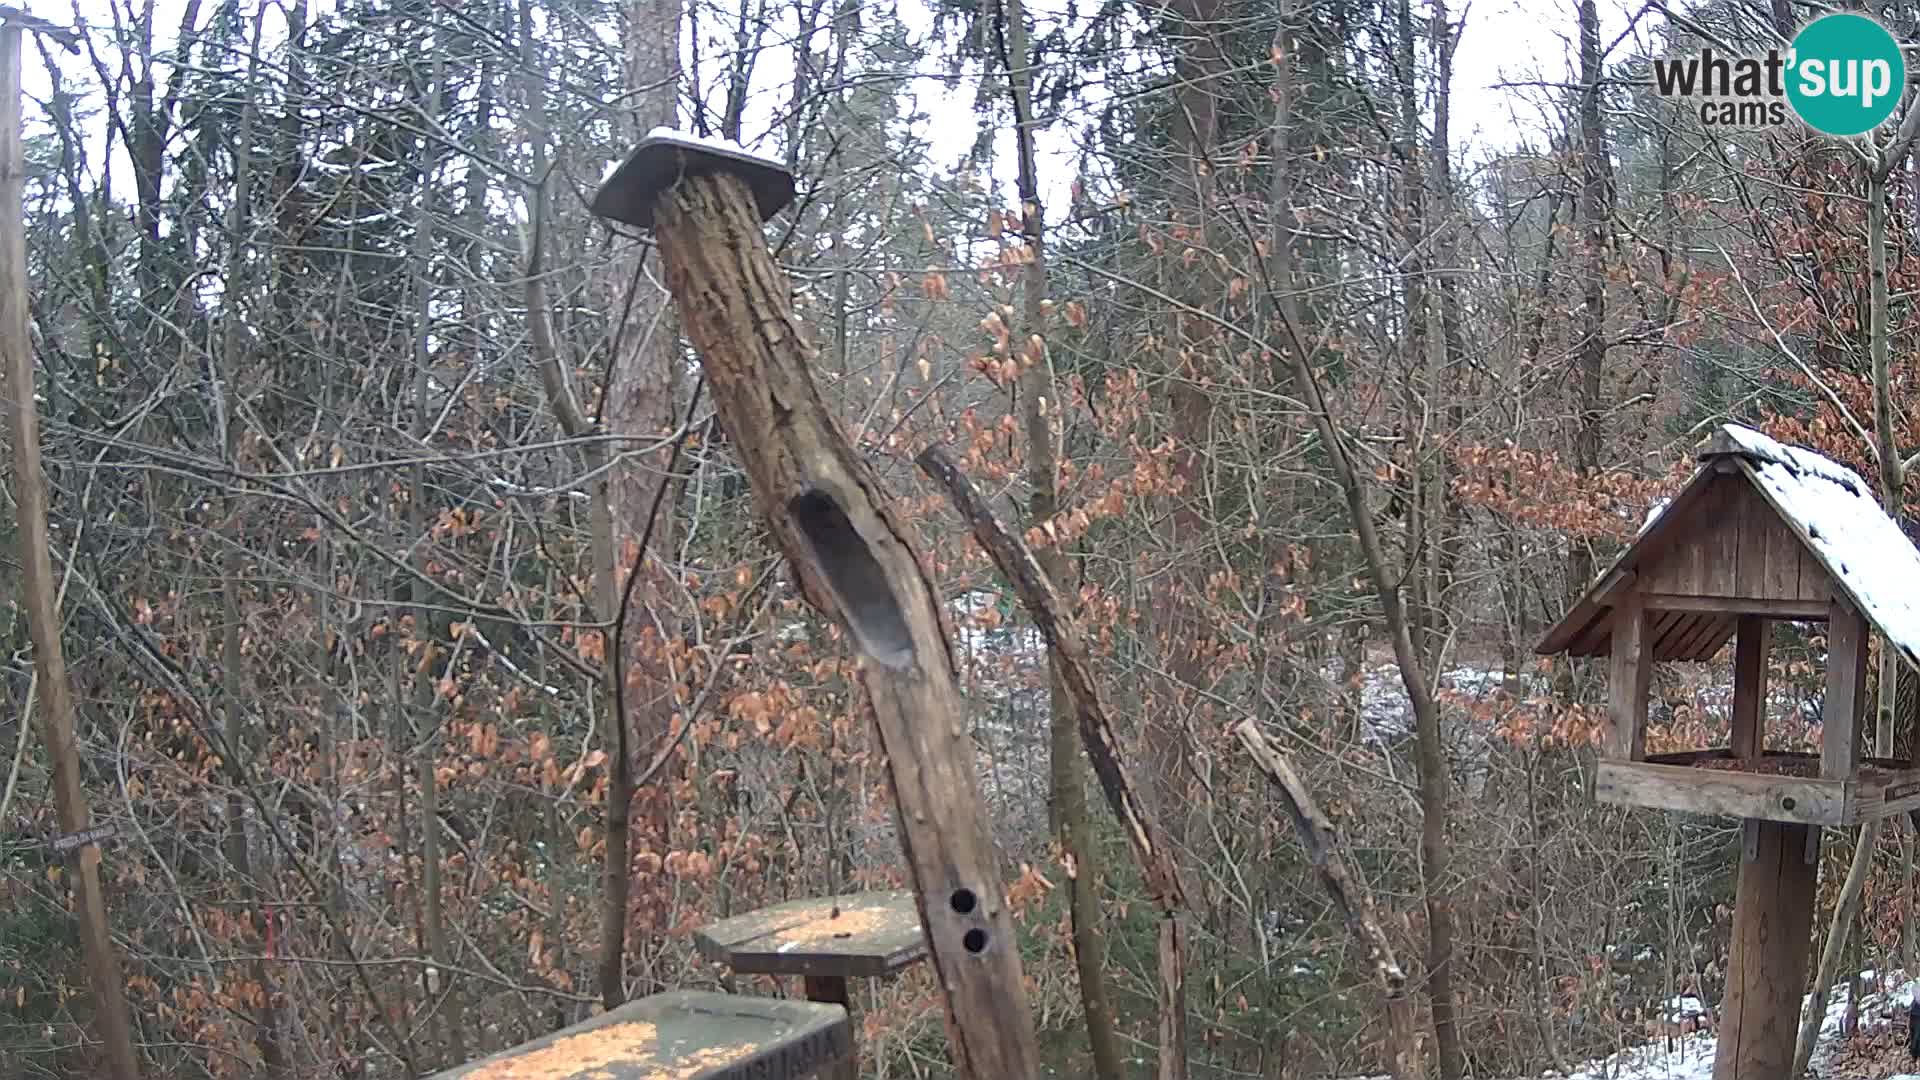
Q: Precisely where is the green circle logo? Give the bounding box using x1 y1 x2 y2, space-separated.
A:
1787 13 1906 137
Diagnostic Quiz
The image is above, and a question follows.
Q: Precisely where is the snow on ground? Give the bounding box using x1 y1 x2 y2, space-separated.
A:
1338 971 1917 1080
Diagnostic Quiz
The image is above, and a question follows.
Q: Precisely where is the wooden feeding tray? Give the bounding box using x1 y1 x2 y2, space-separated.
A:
693 890 926 981
693 891 925 1080
1595 749 1920 826
430 990 850 1080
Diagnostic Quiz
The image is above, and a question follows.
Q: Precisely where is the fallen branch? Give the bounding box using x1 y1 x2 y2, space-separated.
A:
915 444 1189 1079
1234 718 1426 1080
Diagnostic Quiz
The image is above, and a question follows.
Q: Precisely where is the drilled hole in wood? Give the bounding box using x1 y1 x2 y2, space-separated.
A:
963 928 989 954
790 488 914 670
949 888 977 915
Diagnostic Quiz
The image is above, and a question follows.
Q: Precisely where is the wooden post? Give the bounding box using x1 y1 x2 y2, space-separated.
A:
591 135 1042 1077
801 976 854 1080
1608 591 1650 761
0 19 141 1080
1826 599 1867 779
693 889 926 1080
1713 821 1818 1080
1731 616 1767 760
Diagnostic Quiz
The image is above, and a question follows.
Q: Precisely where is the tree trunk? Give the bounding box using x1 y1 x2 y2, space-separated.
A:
1571 0 1610 603
1795 821 1879 1076
607 0 685 1000
219 23 285 1070
0 23 142 1080
996 0 1124 1074
648 167 1044 1078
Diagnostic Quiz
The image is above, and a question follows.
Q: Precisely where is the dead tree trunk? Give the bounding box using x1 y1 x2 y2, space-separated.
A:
918 445 1188 1079
1235 719 1425 1079
638 164 1042 1078
0 20 141 1080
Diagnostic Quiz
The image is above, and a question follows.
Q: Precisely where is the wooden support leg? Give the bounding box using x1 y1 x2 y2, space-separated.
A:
1731 616 1766 760
802 975 855 1080
1713 820 1818 1080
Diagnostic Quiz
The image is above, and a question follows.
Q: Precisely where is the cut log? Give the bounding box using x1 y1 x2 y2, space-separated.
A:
626 159 1041 1077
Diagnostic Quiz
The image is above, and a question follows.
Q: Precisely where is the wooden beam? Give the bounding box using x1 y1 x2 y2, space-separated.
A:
1732 617 1768 759
1713 821 1819 1080
1640 594 1828 620
1593 568 1638 605
1594 760 1847 826
1608 591 1651 760
1825 599 1868 781
644 167 1041 1076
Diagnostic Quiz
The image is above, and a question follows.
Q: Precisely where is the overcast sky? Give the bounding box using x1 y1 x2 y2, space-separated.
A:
19 0 1639 230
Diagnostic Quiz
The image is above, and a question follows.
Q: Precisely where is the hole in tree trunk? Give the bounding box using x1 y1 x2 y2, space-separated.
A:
791 487 915 670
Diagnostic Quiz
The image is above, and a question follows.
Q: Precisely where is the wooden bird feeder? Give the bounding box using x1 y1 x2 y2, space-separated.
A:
695 891 926 1080
1539 422 1920 1079
590 130 1043 1076
429 990 850 1080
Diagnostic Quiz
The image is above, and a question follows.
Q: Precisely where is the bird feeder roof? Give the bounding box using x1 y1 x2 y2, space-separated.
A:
1538 424 1920 671
591 127 795 230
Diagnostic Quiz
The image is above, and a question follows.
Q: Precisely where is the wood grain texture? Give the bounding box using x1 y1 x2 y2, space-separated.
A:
693 891 925 978
651 170 1040 1077
1712 821 1818 1080
1607 591 1651 760
1825 600 1867 781
1732 616 1768 759
1594 760 1847 825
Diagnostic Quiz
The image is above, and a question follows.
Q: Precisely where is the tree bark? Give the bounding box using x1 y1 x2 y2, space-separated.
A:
994 0 1124 1073
1235 720 1424 1079
649 168 1043 1078
518 0 630 1010
1571 0 1610 604
219 20 285 1071
608 0 684 1000
1794 821 1879 1076
0 23 142 1080
1264 227 1451 1080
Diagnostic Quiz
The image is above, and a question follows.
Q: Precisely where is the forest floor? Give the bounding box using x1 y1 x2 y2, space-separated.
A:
1336 971 1920 1079
1529 970 1913 1080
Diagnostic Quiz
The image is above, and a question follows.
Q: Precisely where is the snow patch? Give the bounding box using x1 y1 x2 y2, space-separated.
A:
1640 497 1669 535
1335 968 1909 1080
642 126 788 171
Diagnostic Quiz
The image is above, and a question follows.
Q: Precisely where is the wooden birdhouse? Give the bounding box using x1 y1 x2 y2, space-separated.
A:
1539 423 1920 826
1541 423 1920 1079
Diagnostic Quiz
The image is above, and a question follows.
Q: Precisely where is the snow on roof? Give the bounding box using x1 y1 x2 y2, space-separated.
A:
1714 423 1920 670
1638 496 1669 535
641 126 788 172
